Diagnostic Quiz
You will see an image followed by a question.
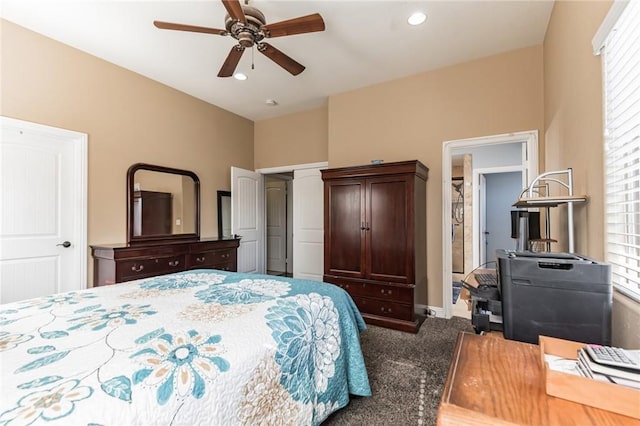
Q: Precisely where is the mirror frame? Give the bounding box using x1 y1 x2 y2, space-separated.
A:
217 190 231 238
127 163 200 245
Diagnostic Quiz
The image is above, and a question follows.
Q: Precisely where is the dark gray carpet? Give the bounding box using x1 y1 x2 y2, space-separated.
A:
324 317 473 426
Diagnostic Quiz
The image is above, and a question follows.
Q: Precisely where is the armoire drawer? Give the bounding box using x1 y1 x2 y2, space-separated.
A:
327 276 413 304
119 255 185 281
351 296 414 321
188 249 236 269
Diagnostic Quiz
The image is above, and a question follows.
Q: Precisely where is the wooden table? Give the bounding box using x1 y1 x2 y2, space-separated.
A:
437 332 640 425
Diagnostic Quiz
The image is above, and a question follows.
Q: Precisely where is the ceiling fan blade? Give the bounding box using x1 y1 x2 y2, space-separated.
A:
218 46 245 77
221 0 246 23
154 21 227 36
258 43 305 76
262 13 325 38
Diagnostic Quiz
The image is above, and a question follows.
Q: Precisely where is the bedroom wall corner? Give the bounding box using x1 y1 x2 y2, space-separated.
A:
0 19 255 286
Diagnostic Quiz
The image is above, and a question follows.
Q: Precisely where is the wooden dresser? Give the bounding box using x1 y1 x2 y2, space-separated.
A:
321 160 428 333
91 238 240 286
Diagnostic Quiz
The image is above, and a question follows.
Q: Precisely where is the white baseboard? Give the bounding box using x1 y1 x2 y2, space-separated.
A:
415 304 446 318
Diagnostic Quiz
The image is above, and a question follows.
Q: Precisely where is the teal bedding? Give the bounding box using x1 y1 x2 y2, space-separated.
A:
0 270 371 425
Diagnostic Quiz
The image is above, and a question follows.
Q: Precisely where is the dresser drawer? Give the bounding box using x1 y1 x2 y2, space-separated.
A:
209 261 235 272
351 296 414 321
119 255 185 281
188 249 236 269
327 276 413 304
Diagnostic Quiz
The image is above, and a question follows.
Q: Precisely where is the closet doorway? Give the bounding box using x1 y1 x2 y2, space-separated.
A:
232 162 327 281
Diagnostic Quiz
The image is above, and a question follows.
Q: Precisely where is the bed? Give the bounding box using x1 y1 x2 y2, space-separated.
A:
0 269 371 425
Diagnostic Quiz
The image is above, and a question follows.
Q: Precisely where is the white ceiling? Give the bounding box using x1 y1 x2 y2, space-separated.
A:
1 0 554 121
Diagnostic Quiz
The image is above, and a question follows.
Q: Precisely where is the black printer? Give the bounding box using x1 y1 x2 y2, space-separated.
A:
496 250 611 345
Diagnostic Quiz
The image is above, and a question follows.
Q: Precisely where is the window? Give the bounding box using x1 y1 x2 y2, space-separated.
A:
595 0 640 300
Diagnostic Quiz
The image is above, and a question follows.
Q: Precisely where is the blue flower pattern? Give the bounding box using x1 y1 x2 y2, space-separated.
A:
266 293 341 403
67 304 157 331
131 330 230 405
139 272 226 290
0 271 370 425
195 278 291 305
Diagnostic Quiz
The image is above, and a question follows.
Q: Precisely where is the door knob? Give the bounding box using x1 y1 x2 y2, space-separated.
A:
56 241 71 248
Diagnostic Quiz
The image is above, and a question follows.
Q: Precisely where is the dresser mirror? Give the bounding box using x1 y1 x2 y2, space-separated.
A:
217 190 231 238
127 163 200 245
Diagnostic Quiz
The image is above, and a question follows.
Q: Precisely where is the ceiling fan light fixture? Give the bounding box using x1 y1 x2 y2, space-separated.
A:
154 0 326 77
265 99 278 106
233 72 247 80
407 12 427 26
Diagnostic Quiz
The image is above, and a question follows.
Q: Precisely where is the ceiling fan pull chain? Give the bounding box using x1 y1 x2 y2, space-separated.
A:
252 46 255 70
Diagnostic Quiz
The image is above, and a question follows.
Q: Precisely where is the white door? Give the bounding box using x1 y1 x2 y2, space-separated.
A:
231 167 264 274
484 171 523 260
479 170 523 265
292 167 324 281
266 178 287 273
0 117 87 303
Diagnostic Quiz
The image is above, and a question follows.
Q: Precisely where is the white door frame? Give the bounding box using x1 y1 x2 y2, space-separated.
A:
473 165 524 267
256 162 328 274
0 116 88 292
441 131 537 319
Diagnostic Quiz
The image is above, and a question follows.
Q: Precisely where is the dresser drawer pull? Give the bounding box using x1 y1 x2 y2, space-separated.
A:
381 289 393 296
221 253 230 259
195 256 206 263
380 307 392 314
168 260 180 267
131 264 144 272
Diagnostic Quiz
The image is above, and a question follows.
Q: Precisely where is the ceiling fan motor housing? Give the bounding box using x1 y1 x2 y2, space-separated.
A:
225 6 266 47
154 0 325 77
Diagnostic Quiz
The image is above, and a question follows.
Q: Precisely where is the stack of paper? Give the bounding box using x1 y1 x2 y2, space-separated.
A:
577 349 640 389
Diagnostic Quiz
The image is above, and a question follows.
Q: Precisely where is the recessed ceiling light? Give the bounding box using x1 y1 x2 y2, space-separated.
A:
407 12 427 26
265 99 278 106
233 72 247 81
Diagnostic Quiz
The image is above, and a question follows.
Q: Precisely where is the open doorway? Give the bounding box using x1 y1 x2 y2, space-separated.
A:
265 174 293 277
442 131 538 319
232 162 327 280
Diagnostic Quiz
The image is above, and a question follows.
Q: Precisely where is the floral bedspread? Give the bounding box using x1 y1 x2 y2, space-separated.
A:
0 270 371 425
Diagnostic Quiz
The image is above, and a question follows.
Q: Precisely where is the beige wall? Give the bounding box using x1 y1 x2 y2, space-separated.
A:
1 20 254 285
254 106 328 169
543 0 611 259
327 46 545 307
544 1 639 348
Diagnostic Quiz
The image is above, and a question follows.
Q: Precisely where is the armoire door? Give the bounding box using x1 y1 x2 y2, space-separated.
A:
324 179 366 278
366 175 413 283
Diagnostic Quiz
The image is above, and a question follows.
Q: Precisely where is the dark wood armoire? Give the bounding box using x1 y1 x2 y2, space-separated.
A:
133 190 172 236
321 160 428 333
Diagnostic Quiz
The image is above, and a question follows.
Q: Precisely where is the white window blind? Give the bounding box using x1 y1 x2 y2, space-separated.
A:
601 0 640 300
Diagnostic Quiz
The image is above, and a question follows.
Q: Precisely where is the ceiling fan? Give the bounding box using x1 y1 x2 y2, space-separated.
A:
153 0 325 77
